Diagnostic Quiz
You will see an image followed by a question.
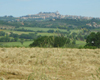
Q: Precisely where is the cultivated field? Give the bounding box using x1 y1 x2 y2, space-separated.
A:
0 48 100 80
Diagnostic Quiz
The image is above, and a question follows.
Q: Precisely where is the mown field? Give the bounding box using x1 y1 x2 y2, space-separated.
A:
0 48 100 80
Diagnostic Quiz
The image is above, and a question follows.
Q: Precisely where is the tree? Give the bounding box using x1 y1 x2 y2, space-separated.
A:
54 36 66 47
0 31 5 36
72 39 76 44
85 32 100 48
20 38 24 45
29 36 54 47
29 36 69 47
47 30 54 33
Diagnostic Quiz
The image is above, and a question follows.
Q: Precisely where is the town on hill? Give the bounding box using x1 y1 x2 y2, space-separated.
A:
20 11 95 21
1 11 100 22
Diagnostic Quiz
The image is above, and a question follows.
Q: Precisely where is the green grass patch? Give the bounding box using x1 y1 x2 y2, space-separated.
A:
37 32 58 36
3 30 35 35
18 27 67 32
76 40 86 46
0 41 33 47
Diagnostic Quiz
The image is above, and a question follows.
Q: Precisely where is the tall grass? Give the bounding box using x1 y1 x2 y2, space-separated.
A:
0 48 100 80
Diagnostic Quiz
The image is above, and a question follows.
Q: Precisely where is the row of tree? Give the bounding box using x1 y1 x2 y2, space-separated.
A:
0 31 39 42
0 30 89 42
29 31 100 48
1 18 100 30
29 36 76 47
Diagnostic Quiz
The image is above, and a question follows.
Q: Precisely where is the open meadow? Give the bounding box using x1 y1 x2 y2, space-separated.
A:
0 48 100 80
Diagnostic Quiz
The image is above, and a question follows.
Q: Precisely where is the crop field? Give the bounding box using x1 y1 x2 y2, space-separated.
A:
0 48 100 80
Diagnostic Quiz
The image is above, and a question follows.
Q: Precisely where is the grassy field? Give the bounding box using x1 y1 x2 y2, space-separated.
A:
3 30 34 35
0 40 86 48
18 27 67 32
0 48 100 80
3 29 58 36
0 41 33 47
76 40 86 46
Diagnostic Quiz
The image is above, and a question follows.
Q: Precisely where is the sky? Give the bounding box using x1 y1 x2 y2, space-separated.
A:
0 0 100 17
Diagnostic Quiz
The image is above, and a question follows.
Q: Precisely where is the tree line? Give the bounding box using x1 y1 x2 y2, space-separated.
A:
0 31 39 42
29 36 75 47
0 18 100 30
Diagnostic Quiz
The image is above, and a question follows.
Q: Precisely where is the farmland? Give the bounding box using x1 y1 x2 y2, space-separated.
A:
0 48 100 80
0 25 87 47
0 18 100 48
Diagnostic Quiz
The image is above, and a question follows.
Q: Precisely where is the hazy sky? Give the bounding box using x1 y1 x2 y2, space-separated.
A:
0 0 100 17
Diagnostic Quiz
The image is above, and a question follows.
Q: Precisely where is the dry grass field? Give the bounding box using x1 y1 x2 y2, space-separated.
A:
0 48 100 80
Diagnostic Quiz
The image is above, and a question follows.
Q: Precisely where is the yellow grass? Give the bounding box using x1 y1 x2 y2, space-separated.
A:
0 48 100 80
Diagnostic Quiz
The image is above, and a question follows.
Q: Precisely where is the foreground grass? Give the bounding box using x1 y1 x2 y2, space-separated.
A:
0 48 100 80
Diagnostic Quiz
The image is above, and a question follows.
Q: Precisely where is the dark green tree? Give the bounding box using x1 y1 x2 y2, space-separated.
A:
72 39 76 44
85 32 100 48
54 36 66 47
29 36 69 47
29 36 54 47
0 31 5 36
20 38 24 45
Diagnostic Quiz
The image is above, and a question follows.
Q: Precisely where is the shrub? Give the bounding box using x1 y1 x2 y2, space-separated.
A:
29 36 54 47
84 45 97 49
29 36 69 47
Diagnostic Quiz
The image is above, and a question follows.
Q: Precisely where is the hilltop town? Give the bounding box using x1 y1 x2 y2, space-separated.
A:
20 11 95 20
1 11 100 22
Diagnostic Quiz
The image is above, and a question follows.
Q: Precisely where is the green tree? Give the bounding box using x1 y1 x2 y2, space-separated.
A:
72 39 76 44
0 31 5 36
29 36 68 47
85 32 100 48
54 36 66 47
29 36 54 47
20 38 24 45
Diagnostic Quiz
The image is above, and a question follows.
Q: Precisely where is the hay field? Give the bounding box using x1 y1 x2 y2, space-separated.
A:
0 48 100 80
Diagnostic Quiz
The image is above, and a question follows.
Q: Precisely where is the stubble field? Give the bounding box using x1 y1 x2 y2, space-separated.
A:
0 48 100 80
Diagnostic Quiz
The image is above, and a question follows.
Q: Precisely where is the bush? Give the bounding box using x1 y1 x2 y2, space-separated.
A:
84 45 97 49
29 36 54 47
29 36 69 47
